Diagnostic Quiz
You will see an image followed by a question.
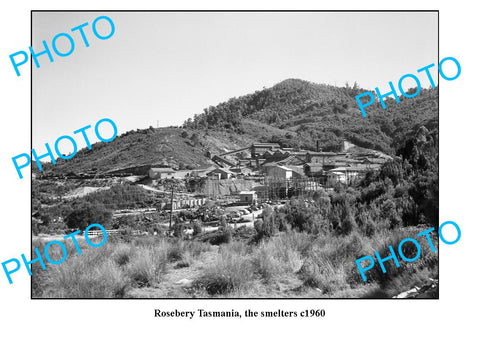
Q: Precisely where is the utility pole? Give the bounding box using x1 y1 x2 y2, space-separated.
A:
169 183 174 229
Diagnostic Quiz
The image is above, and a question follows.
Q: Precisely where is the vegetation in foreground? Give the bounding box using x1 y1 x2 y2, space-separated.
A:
32 223 438 299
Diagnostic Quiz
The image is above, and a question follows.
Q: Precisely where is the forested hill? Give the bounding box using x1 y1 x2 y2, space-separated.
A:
39 78 437 175
183 78 438 153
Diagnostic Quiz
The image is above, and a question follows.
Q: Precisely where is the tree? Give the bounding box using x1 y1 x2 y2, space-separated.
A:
65 202 112 231
254 207 277 239
192 221 203 236
340 212 357 235
190 133 200 146
172 222 185 239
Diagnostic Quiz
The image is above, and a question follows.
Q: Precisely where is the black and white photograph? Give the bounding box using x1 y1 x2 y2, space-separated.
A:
4 0 480 338
30 11 440 299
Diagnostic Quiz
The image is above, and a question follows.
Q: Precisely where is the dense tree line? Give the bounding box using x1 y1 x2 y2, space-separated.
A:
32 184 167 234
255 125 438 239
183 78 438 154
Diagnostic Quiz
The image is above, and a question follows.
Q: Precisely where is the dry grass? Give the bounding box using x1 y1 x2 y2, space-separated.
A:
251 238 303 283
32 226 438 298
32 236 211 298
126 245 168 287
194 242 255 295
35 239 129 298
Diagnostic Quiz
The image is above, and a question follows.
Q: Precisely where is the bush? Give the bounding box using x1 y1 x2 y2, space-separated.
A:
280 199 324 234
184 240 211 257
33 237 213 298
126 244 168 287
254 207 278 241
251 246 283 283
340 213 357 235
65 202 112 231
112 243 134 266
192 221 203 236
172 223 185 239
34 240 129 298
251 237 303 283
298 256 348 293
203 227 232 245
194 244 254 295
168 241 185 261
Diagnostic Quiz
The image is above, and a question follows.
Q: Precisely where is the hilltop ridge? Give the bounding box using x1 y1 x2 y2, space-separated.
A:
39 78 438 176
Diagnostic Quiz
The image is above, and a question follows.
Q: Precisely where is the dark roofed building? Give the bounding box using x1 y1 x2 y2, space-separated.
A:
277 155 305 166
262 150 275 158
206 167 234 180
306 151 339 164
230 166 251 175
251 143 281 158
304 163 324 177
212 155 236 168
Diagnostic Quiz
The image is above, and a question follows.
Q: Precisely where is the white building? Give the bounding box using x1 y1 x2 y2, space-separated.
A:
239 191 257 204
265 165 292 180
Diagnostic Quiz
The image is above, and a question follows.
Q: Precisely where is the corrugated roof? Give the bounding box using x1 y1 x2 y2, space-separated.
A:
334 157 362 163
208 168 234 174
278 155 305 165
329 166 367 172
288 166 305 175
262 162 279 167
252 143 281 147
307 151 339 156
276 165 293 171
305 163 324 168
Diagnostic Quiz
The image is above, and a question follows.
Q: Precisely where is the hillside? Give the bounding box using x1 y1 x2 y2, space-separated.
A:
40 78 438 175
184 78 438 153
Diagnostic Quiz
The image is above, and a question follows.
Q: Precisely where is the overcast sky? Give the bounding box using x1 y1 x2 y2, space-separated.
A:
32 11 438 148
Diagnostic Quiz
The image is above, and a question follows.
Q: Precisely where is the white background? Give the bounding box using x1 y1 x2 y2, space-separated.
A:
0 0 477 338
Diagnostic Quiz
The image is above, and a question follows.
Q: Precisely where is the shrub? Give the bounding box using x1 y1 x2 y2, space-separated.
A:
65 202 112 231
358 214 376 237
184 240 211 257
251 237 303 283
172 223 185 239
254 207 278 241
194 244 254 295
251 247 282 283
204 227 232 245
298 256 348 294
280 199 324 233
112 243 134 266
168 241 185 262
126 245 168 287
35 243 129 298
340 213 357 235
192 221 203 236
